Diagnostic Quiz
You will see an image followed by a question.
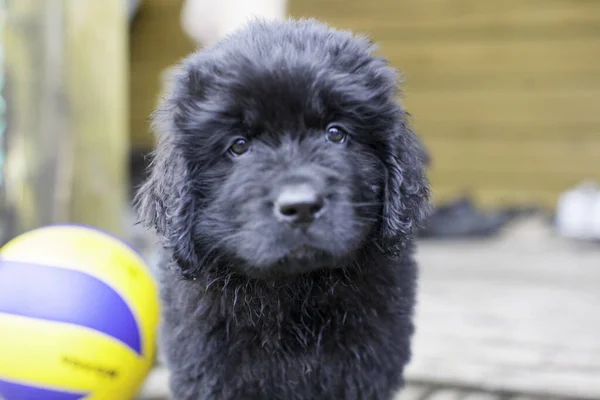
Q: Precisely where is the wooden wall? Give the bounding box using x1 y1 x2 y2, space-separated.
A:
290 0 600 209
129 0 600 209
129 0 197 151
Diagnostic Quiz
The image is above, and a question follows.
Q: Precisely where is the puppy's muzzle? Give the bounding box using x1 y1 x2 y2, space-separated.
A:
274 182 325 228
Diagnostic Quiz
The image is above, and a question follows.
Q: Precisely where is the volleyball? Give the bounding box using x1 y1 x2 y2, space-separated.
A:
0 224 160 400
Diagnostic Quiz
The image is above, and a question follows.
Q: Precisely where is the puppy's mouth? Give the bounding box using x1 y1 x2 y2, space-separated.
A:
279 244 334 266
248 244 342 278
287 244 319 258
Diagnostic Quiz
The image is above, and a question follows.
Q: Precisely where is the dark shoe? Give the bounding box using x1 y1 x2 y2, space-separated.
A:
417 196 527 239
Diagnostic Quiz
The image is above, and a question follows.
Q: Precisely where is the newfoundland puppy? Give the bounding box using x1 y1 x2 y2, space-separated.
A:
135 18 430 400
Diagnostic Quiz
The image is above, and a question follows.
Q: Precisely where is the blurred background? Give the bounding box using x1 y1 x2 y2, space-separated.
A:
1 0 600 399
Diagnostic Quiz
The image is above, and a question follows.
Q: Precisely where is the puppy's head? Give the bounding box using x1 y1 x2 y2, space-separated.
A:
135 19 430 279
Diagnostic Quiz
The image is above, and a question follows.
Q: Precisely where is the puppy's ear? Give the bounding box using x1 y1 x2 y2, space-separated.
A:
134 67 204 279
134 129 201 279
381 112 431 249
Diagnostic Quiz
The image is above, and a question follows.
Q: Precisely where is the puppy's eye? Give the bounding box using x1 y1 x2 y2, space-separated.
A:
325 125 347 144
229 138 250 156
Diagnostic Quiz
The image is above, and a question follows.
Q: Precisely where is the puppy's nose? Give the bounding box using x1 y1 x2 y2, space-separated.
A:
275 184 325 226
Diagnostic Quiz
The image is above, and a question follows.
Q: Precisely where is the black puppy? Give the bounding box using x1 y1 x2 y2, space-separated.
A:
136 18 430 400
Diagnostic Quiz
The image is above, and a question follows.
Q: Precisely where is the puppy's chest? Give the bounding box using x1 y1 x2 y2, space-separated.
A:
211 303 361 353
193 277 402 358
226 307 399 370
191 308 404 400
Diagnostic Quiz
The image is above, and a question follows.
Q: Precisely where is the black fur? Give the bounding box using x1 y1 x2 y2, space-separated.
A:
135 18 430 400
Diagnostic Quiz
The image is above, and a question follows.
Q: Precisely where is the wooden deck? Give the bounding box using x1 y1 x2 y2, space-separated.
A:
137 216 600 399
138 368 573 400
406 216 600 400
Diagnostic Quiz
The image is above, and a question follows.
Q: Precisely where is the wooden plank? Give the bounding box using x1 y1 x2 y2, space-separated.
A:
395 384 432 400
400 71 600 93
292 0 600 27
427 187 564 210
422 136 600 161
411 120 600 140
427 174 597 197
425 389 465 400
3 0 68 234
510 397 545 400
384 39 600 75
425 172 599 191
404 90 600 125
65 0 129 237
138 369 440 400
461 393 503 400
421 140 600 177
321 15 600 43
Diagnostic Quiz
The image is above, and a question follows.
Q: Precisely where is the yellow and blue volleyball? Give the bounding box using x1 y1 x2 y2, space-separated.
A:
0 224 160 400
